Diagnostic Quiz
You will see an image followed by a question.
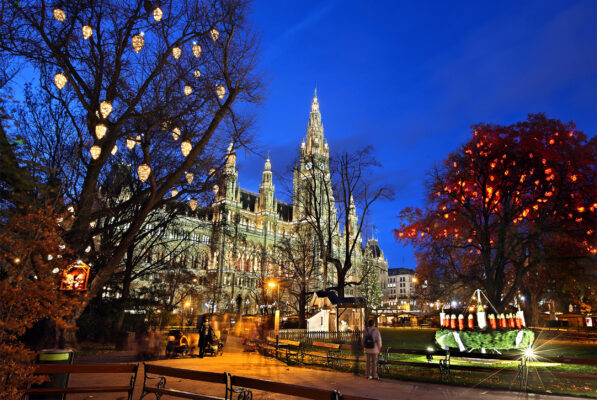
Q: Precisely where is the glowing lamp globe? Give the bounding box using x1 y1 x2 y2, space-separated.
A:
210 28 219 41
111 145 118 155
216 85 226 100
194 70 201 79
90 145 101 160
54 73 67 89
138 164 151 182
172 127 181 141
192 43 202 58
132 33 145 53
172 47 181 59
53 8 66 22
184 85 192 96
213 184 219 194
171 189 178 197
186 172 194 184
95 124 107 139
126 137 136 150
181 140 192 157
189 199 198 211
153 7 163 22
82 25 93 39
100 101 112 118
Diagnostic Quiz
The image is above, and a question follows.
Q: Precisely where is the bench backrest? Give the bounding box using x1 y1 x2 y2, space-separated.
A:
312 341 341 349
33 363 138 374
144 364 226 384
278 339 301 346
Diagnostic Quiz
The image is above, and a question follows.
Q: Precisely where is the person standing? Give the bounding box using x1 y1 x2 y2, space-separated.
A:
362 319 382 380
198 318 210 358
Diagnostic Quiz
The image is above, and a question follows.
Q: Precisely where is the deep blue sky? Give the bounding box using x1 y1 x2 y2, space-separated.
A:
231 0 597 269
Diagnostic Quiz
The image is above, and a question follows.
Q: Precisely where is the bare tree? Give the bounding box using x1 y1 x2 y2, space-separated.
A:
0 0 263 331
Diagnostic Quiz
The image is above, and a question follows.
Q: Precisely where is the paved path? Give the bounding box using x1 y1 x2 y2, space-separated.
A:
68 337 578 400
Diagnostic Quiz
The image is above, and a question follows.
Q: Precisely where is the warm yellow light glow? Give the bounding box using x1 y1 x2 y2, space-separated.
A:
194 70 201 79
412 277 418 283
90 145 101 160
132 33 145 53
82 25 93 39
213 185 219 194
181 140 192 157
126 137 136 150
184 301 191 307
210 28 219 41
216 84 226 100
172 127 181 141
267 281 276 288
53 8 66 22
172 47 181 59
192 43 202 58
138 163 151 182
54 73 67 89
186 172 194 184
189 199 197 211
524 347 534 358
14 257 21 264
171 189 178 197
184 85 192 96
111 145 118 155
153 7 163 22
100 101 112 118
95 124 107 139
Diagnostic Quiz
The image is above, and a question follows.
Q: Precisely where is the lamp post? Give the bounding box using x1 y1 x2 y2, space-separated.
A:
182 300 191 330
268 280 280 350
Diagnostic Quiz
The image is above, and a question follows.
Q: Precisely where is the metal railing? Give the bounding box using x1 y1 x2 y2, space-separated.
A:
274 329 363 345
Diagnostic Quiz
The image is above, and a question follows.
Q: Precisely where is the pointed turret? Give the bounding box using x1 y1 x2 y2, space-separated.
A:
347 194 358 238
223 141 237 201
306 88 324 153
259 155 275 212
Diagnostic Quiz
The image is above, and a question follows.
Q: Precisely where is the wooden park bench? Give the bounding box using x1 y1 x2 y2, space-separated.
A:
140 364 251 400
258 336 277 357
22 363 139 400
276 339 304 364
306 342 342 368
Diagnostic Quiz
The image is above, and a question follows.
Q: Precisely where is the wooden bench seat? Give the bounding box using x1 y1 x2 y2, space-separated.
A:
307 342 342 367
276 339 304 364
23 363 138 400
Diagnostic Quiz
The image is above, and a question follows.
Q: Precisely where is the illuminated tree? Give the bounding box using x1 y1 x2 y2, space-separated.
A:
0 0 262 331
395 114 596 310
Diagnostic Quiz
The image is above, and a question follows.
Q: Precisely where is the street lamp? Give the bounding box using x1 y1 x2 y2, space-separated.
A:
268 280 280 350
182 301 191 329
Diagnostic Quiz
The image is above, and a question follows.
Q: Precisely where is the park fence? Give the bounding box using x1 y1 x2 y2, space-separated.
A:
276 329 363 345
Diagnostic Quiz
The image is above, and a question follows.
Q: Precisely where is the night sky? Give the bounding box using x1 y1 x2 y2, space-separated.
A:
233 0 597 269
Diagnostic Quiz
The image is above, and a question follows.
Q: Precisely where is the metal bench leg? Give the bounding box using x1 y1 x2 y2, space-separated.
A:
439 350 450 381
517 357 528 392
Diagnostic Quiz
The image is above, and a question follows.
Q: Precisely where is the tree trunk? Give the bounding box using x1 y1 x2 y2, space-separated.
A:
298 290 306 329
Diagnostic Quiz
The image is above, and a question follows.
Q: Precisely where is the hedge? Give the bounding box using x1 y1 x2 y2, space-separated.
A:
435 328 534 350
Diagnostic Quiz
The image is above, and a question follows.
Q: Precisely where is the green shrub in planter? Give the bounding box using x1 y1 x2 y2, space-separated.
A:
435 328 534 350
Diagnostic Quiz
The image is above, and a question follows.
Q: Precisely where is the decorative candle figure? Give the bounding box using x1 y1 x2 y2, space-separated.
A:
458 314 465 330
477 303 487 330
507 313 516 329
516 309 526 328
440 311 446 328
488 314 497 330
498 313 506 329
54 73 67 89
450 314 457 330
467 314 474 330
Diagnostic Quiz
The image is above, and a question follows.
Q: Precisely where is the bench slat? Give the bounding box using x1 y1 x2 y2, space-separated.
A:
25 386 132 394
34 363 137 374
232 376 334 400
145 386 225 400
312 342 340 349
144 364 225 384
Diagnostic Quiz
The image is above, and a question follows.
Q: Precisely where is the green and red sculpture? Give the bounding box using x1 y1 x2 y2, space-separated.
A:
435 289 534 351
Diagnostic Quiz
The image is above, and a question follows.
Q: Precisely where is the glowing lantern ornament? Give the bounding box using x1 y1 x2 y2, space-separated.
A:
181 140 192 157
194 70 201 79
153 7 163 22
172 47 181 59
82 25 93 39
171 189 178 197
111 145 118 155
95 124 107 139
216 84 226 100
189 198 198 211
186 172 194 184
126 137 136 150
172 127 181 141
138 163 151 182
60 261 90 291
210 28 219 41
132 32 145 53
54 73 67 89
192 42 202 58
90 145 101 160
100 101 112 118
184 85 192 96
53 8 66 22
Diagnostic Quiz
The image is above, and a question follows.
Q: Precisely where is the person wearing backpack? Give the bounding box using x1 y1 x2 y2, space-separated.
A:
362 318 382 380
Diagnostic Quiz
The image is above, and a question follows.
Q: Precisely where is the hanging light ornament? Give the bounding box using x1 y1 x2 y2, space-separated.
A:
138 163 151 182
172 47 181 59
210 28 219 41
216 84 226 100
153 7 163 22
184 85 192 96
171 189 178 197
90 145 101 160
54 73 67 89
111 145 118 155
189 199 198 211
132 32 145 53
172 127 181 141
192 42 202 58
181 140 192 157
82 25 93 39
53 8 66 22
126 137 136 150
213 184 219 194
95 124 107 139
194 70 201 79
100 101 112 118
186 172 194 184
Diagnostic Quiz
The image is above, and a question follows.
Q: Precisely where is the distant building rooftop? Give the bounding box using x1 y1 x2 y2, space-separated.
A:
388 267 415 276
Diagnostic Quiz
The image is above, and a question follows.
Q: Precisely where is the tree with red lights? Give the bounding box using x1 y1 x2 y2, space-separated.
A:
395 114 596 315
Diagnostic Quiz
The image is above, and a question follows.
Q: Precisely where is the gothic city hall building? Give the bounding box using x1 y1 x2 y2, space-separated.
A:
131 92 389 316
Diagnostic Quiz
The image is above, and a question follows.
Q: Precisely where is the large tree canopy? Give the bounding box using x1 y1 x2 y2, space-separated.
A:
395 114 596 309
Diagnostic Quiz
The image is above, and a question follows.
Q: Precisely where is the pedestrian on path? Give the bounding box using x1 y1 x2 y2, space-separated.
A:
362 319 382 380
